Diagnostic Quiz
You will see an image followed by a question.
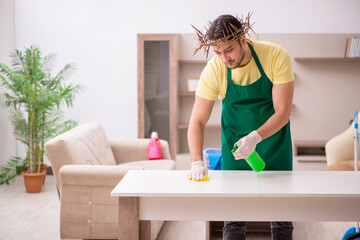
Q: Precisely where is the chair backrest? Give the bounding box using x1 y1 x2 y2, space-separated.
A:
45 122 116 194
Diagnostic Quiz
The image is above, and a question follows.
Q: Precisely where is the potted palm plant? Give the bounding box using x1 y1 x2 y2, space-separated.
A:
0 45 82 192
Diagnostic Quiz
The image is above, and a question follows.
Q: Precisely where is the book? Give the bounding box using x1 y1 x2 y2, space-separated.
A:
350 37 355 58
345 37 351 58
353 37 358 58
356 37 360 57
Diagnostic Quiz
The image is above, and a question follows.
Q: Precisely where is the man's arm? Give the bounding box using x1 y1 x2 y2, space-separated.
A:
187 95 215 163
256 81 294 140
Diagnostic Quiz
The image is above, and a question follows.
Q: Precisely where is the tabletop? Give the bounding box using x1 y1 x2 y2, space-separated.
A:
111 170 360 198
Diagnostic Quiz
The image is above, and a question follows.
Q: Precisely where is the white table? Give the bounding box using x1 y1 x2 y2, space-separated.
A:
111 170 360 240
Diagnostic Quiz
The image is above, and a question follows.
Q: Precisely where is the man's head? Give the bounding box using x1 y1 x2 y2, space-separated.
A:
192 13 254 59
207 15 250 69
205 14 244 45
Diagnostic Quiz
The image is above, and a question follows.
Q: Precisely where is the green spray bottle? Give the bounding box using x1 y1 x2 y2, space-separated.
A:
231 144 265 172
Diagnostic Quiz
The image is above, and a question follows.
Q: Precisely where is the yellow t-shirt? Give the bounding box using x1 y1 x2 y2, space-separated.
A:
196 40 295 101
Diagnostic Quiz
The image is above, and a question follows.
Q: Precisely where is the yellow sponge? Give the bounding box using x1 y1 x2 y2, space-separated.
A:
187 174 210 181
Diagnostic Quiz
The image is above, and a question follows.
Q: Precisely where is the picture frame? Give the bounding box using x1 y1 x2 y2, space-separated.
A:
187 78 199 92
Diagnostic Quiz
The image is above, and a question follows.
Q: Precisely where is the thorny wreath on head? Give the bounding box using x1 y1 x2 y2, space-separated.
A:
191 12 255 59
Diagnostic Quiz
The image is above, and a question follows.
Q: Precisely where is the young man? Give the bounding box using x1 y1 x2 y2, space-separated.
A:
188 14 295 239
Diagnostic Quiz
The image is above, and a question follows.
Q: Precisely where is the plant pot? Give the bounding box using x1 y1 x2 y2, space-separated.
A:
40 164 49 172
40 164 49 185
21 171 46 193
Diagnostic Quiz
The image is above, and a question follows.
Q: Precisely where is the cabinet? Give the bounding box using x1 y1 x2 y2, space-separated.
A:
137 34 178 159
137 34 218 164
293 140 327 162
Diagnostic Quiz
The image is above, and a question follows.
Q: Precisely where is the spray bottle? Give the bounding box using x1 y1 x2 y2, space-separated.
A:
231 144 265 172
148 131 162 160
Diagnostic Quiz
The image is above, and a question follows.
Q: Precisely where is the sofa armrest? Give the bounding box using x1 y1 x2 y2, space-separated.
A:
58 164 165 240
59 164 143 187
58 164 144 239
108 138 171 164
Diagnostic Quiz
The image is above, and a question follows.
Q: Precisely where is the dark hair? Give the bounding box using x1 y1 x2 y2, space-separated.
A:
206 15 243 41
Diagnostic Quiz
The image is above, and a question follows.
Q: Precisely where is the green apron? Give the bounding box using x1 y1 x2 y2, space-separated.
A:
221 42 292 171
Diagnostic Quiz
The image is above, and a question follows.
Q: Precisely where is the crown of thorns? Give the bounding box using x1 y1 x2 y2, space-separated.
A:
191 12 255 58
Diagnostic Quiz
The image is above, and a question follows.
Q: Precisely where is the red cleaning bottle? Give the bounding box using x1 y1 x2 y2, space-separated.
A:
148 132 162 160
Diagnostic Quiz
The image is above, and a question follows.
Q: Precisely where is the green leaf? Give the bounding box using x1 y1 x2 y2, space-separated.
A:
0 156 27 185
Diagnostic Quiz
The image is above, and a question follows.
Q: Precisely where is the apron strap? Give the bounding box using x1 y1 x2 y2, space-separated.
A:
227 42 266 83
227 67 232 84
247 42 266 77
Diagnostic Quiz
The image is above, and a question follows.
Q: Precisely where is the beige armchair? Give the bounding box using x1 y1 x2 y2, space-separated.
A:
325 122 360 171
45 122 175 239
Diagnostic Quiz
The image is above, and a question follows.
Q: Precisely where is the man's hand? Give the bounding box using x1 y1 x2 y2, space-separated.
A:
189 161 208 181
233 131 262 160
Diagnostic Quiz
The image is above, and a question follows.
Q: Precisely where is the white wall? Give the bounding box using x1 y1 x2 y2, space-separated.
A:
0 0 16 166
0 0 360 165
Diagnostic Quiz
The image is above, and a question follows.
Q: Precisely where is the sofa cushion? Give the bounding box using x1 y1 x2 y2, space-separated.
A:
47 122 116 166
118 160 176 170
45 122 116 192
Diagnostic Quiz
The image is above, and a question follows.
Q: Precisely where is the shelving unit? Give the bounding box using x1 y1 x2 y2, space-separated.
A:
177 45 221 159
295 57 360 62
138 33 360 170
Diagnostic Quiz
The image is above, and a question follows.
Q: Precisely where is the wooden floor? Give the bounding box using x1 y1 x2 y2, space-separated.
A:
0 175 355 240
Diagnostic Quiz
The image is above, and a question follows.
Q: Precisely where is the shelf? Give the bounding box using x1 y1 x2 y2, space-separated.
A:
178 124 221 129
294 57 360 62
293 140 327 146
295 155 327 162
179 92 195 96
179 60 208 64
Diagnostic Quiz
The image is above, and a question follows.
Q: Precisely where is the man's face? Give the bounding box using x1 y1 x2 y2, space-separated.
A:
212 40 245 69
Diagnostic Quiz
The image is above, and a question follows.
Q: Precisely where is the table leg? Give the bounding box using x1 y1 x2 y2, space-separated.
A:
206 221 211 240
140 220 151 240
118 197 139 240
